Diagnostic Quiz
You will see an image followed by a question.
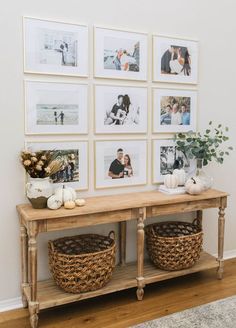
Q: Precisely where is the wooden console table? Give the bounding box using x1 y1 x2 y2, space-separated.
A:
17 189 228 328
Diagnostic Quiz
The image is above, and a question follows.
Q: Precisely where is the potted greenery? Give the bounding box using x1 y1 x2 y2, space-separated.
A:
175 122 233 190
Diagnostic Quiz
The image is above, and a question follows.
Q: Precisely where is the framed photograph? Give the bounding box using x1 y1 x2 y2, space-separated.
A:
24 17 88 76
26 141 88 190
94 27 148 80
153 35 198 84
153 88 197 133
95 140 147 189
94 85 147 134
153 139 195 183
24 80 88 135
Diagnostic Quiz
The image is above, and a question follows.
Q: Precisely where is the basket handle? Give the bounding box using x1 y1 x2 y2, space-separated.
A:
192 218 202 229
108 230 115 240
48 240 54 252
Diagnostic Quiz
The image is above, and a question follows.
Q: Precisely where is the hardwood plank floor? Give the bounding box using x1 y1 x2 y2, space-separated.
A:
1 258 236 328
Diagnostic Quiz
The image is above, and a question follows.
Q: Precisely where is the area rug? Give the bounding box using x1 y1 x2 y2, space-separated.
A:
132 295 236 328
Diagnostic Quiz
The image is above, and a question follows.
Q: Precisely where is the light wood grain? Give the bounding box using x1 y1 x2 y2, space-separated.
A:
16 188 228 328
16 189 228 222
21 252 217 311
119 221 127 266
1 258 236 328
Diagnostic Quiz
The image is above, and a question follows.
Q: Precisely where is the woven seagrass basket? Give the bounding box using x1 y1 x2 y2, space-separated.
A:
145 219 203 271
48 231 116 293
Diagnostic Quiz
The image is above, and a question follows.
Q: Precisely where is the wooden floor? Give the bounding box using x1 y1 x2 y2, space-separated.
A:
1 258 236 328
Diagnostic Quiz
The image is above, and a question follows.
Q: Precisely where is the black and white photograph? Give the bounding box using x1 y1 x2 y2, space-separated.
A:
153 88 197 133
26 141 88 190
153 139 195 183
95 140 147 188
95 85 147 134
94 27 148 80
153 35 198 84
25 81 88 135
24 17 88 76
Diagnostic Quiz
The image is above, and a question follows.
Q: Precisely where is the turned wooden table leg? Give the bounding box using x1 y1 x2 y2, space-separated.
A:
196 210 203 228
20 219 28 308
136 207 146 301
217 197 227 280
119 221 127 266
28 221 39 328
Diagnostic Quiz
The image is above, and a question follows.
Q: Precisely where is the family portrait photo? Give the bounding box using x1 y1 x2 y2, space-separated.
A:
153 139 195 183
95 140 147 188
26 141 88 190
153 89 197 133
25 81 88 135
24 17 88 76
95 85 147 133
153 35 198 84
94 27 148 80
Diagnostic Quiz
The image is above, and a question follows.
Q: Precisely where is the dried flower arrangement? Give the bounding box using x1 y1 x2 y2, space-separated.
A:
20 150 63 178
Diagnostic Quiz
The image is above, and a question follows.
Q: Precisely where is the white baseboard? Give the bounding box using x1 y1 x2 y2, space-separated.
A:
212 249 236 260
0 249 236 313
0 297 22 313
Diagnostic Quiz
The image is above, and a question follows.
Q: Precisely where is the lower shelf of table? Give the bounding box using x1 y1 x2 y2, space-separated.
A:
24 252 218 310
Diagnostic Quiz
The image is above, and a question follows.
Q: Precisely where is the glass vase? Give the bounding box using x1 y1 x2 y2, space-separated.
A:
195 159 213 191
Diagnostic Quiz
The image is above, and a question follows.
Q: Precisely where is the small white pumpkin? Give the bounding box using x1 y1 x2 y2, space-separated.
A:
185 177 204 195
75 198 86 207
47 195 63 210
64 200 76 209
173 168 186 186
54 185 77 203
164 174 179 189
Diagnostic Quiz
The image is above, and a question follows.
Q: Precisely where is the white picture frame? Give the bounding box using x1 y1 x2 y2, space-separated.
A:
23 17 88 76
24 80 88 135
152 139 195 183
153 88 197 133
95 140 147 189
25 140 88 190
94 84 148 134
153 35 198 84
94 26 148 81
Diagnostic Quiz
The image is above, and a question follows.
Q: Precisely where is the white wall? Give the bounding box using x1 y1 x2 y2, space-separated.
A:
0 0 236 304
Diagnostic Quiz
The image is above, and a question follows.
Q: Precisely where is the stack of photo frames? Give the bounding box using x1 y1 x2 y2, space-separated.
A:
23 17 198 191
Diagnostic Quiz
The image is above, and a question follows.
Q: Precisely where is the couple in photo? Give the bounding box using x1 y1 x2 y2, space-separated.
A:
54 111 65 125
112 43 139 72
161 103 190 125
161 45 191 76
104 94 140 126
108 148 133 179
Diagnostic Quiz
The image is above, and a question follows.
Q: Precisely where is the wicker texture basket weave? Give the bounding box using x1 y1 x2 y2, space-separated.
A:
48 231 116 293
145 220 203 271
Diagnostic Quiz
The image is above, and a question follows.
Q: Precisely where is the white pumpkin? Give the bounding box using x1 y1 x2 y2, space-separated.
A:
54 186 77 203
173 169 186 186
64 200 76 209
185 177 204 195
75 198 86 207
164 174 179 189
47 195 63 210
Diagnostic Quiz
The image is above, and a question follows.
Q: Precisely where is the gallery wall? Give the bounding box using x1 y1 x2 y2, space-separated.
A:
0 0 236 306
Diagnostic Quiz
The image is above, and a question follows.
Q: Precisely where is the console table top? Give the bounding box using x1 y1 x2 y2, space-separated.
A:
17 189 228 222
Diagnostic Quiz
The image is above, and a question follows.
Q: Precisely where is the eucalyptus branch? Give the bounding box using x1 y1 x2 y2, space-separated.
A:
175 122 233 166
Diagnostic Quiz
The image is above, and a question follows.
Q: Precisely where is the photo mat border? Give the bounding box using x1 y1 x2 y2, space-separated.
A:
24 139 89 191
94 139 148 190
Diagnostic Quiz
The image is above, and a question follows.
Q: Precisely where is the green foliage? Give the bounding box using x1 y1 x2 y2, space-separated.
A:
175 122 233 166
